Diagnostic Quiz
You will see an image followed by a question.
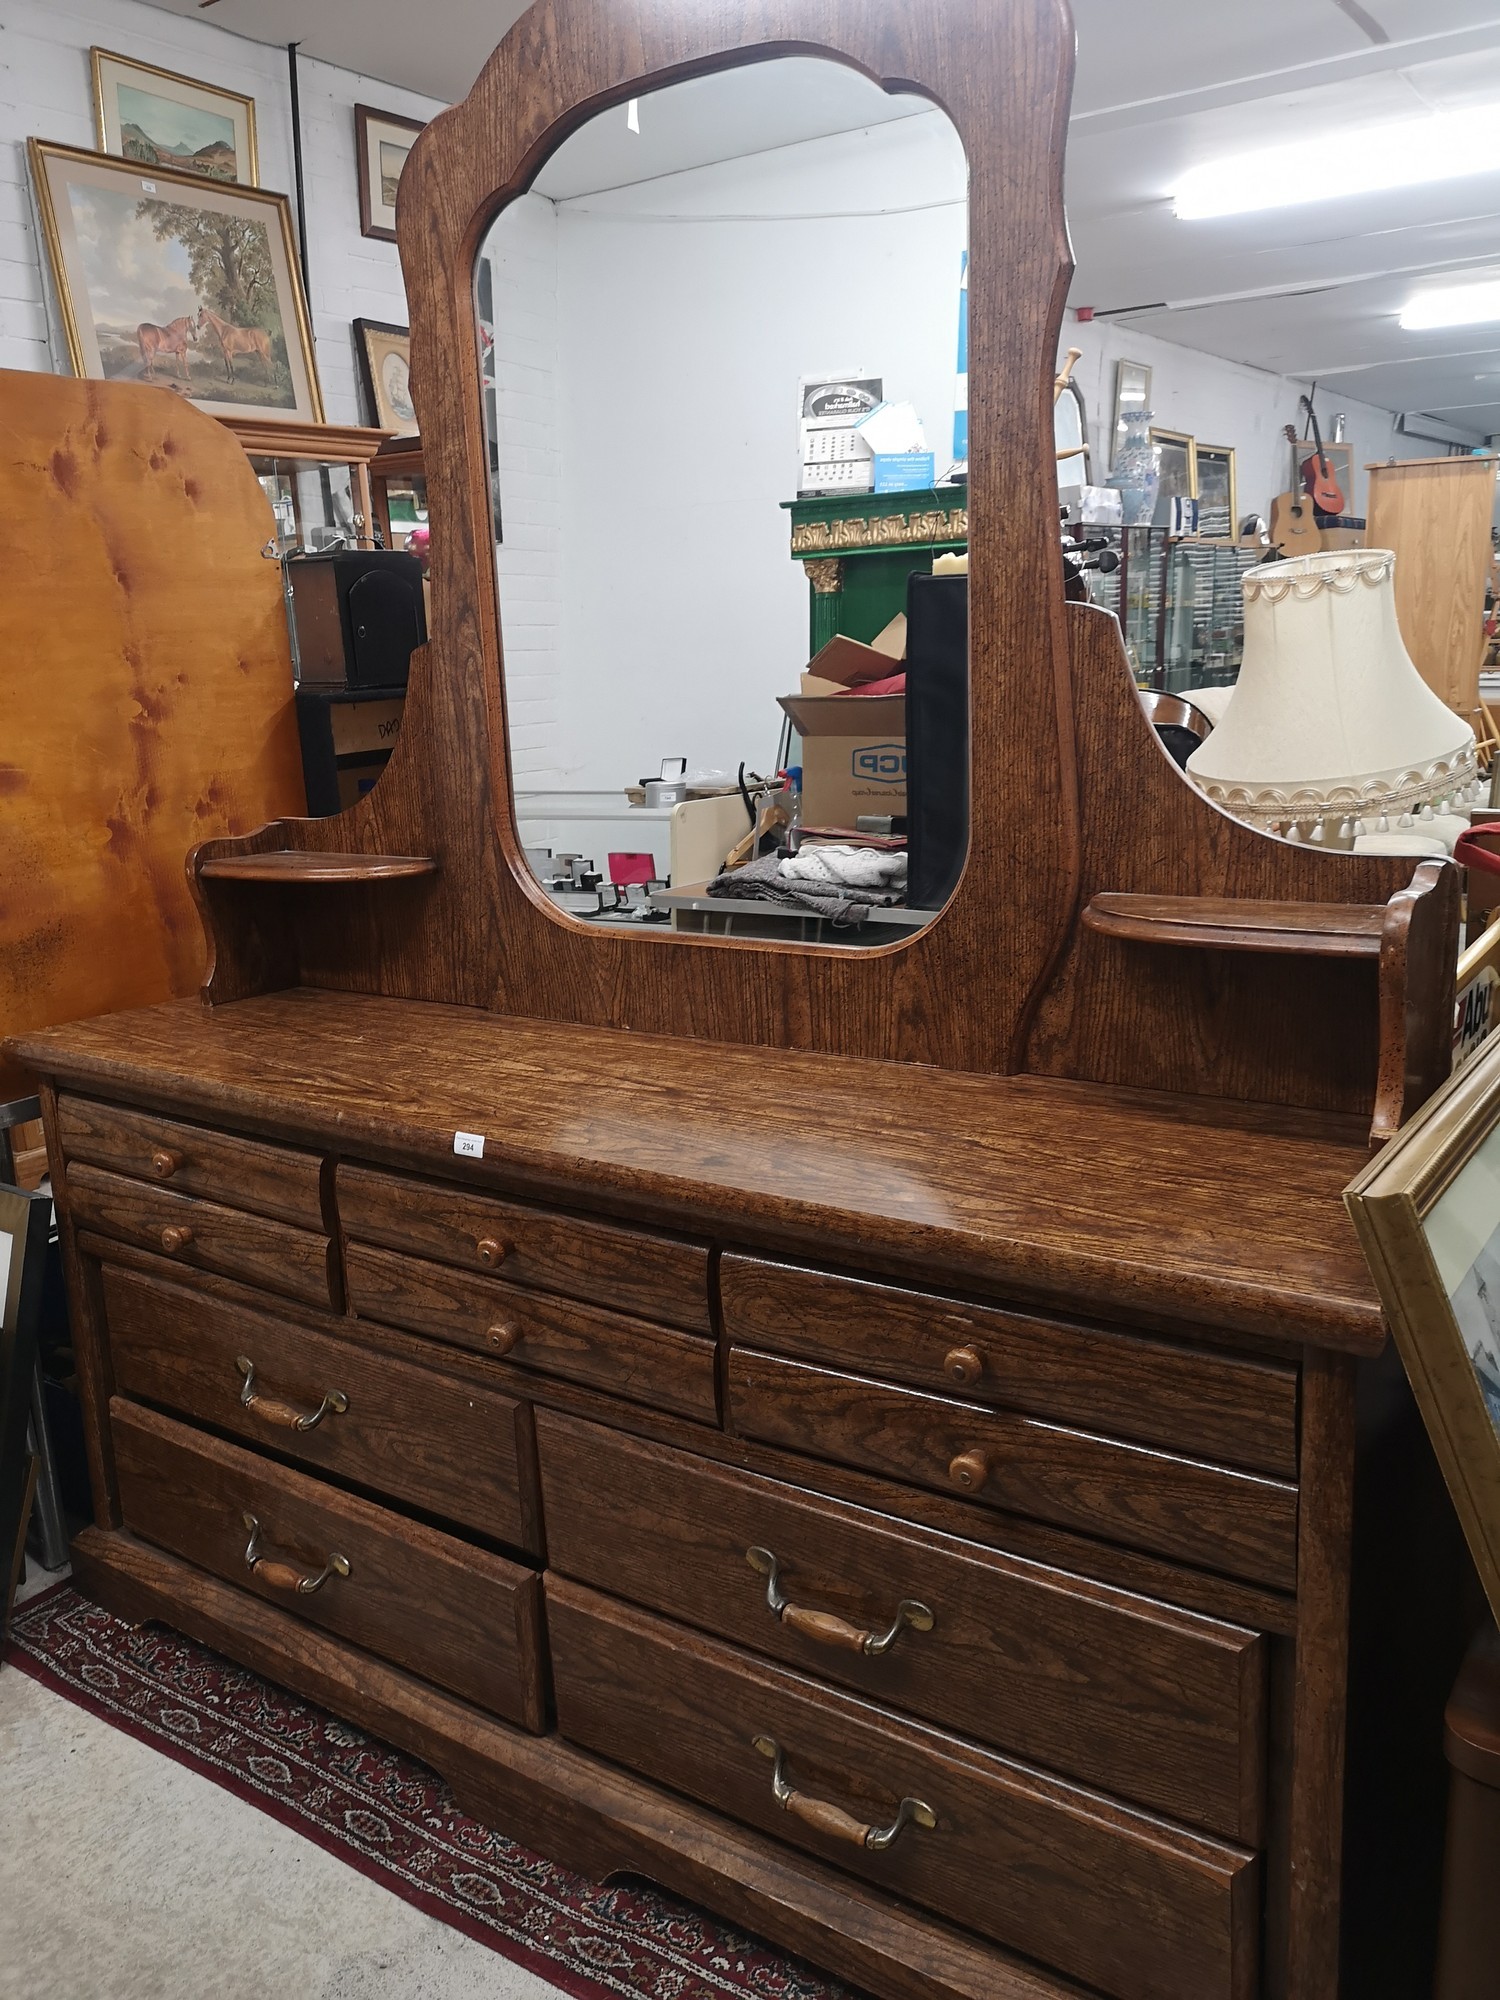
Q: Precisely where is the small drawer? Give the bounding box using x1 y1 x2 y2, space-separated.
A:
113 1399 545 1729
537 1411 1265 1841
547 1578 1258 2000
728 1349 1298 1592
336 1162 710 1332
60 1096 324 1231
345 1239 717 1422
104 1263 541 1554
720 1254 1298 1479
71 1163 334 1309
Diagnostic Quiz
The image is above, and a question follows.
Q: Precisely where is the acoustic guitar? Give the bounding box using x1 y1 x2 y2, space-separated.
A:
1269 424 1323 555
1298 395 1345 514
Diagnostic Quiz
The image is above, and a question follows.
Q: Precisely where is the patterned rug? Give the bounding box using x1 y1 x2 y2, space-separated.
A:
5 1583 857 2000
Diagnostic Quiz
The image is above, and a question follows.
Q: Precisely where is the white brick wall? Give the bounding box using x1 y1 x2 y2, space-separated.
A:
0 0 443 416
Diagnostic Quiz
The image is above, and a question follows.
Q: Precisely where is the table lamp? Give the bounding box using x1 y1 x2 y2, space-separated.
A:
1186 549 1479 844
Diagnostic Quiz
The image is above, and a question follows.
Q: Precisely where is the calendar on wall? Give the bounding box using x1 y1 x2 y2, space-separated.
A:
797 371 881 495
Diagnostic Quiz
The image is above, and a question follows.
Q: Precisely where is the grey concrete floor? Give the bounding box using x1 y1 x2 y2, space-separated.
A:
0 1574 566 2000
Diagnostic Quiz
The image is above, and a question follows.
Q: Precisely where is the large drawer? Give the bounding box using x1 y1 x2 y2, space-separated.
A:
60 1096 324 1231
728 1349 1298 1591
547 1578 1258 2000
720 1253 1298 1479
113 1399 545 1728
104 1263 541 1554
71 1163 334 1309
537 1411 1264 1841
337 1162 710 1332
344 1239 717 1422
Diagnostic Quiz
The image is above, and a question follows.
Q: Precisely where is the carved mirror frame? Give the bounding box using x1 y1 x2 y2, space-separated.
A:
364 0 1082 1074
194 0 1444 1114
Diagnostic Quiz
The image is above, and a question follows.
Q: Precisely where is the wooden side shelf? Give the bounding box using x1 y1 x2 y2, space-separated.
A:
197 853 437 884
1083 893 1387 957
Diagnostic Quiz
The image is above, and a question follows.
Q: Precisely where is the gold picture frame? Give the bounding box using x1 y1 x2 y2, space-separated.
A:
1194 443 1238 542
1150 427 1197 531
354 318 417 435
91 48 258 186
1347 1039 1500 1624
29 140 323 423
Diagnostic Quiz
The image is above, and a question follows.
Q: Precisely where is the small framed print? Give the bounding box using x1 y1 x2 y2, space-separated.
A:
1111 359 1152 472
356 105 425 242
1195 443 1238 541
92 48 258 186
1347 1040 1500 1626
355 319 417 435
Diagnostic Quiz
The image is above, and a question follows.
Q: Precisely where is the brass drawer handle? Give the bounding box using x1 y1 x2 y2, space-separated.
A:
150 1147 181 1179
160 1224 193 1253
943 1344 983 1387
947 1450 988 1492
242 1512 350 1595
752 1735 935 1852
475 1235 508 1267
237 1355 349 1432
486 1323 520 1354
746 1547 933 1657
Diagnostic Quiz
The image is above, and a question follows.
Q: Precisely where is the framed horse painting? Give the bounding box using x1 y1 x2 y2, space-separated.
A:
29 141 323 422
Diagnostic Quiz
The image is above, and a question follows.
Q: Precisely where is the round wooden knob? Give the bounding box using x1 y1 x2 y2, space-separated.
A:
150 1148 180 1179
943 1345 983 1387
160 1224 193 1253
486 1323 519 1354
475 1235 506 1267
947 1450 988 1493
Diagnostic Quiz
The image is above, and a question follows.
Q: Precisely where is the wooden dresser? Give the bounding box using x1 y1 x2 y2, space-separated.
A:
4 2 1478 1995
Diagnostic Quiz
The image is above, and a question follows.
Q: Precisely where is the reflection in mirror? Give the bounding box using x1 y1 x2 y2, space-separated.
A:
477 59 969 945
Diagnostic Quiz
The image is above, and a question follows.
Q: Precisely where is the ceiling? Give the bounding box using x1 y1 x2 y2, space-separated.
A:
144 0 1500 435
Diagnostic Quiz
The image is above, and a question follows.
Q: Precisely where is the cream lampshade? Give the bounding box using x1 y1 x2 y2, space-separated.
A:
1186 548 1478 842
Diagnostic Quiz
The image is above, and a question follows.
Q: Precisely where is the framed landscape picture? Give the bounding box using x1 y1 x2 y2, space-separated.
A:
1347 1039 1500 1626
354 318 417 435
356 105 425 241
29 141 323 423
92 48 257 186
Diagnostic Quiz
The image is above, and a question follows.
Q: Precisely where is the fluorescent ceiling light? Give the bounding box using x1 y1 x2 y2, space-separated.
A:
1174 105 1500 220
1402 280 1500 330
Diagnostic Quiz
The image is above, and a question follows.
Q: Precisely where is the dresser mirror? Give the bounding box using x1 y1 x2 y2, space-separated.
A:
475 57 971 941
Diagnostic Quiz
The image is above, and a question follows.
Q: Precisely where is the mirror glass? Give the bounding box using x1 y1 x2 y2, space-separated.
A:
476 59 970 944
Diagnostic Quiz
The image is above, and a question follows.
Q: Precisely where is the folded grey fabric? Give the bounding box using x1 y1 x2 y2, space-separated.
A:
707 850 904 927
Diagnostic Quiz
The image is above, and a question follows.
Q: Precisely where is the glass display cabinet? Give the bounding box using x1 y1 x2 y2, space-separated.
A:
218 415 390 554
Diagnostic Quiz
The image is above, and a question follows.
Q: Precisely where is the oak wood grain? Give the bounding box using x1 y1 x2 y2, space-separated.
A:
728 1349 1299 1590
11 992 1385 1354
1082 896 1387 955
72 1526 1097 2000
337 1159 710 1332
537 1410 1267 1841
720 1253 1298 1477
59 1094 325 1229
1026 606 1455 1119
344 1238 718 1421
197 853 436 883
68 1161 334 1309
79 1225 1296 1637
103 1262 541 1553
547 1577 1260 2000
111 1399 545 1728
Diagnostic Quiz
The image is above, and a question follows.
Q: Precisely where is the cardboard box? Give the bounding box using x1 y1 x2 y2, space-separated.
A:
781 612 907 823
778 691 906 824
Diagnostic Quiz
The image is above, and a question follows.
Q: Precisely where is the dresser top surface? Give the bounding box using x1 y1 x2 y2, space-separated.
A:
13 986 1383 1352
